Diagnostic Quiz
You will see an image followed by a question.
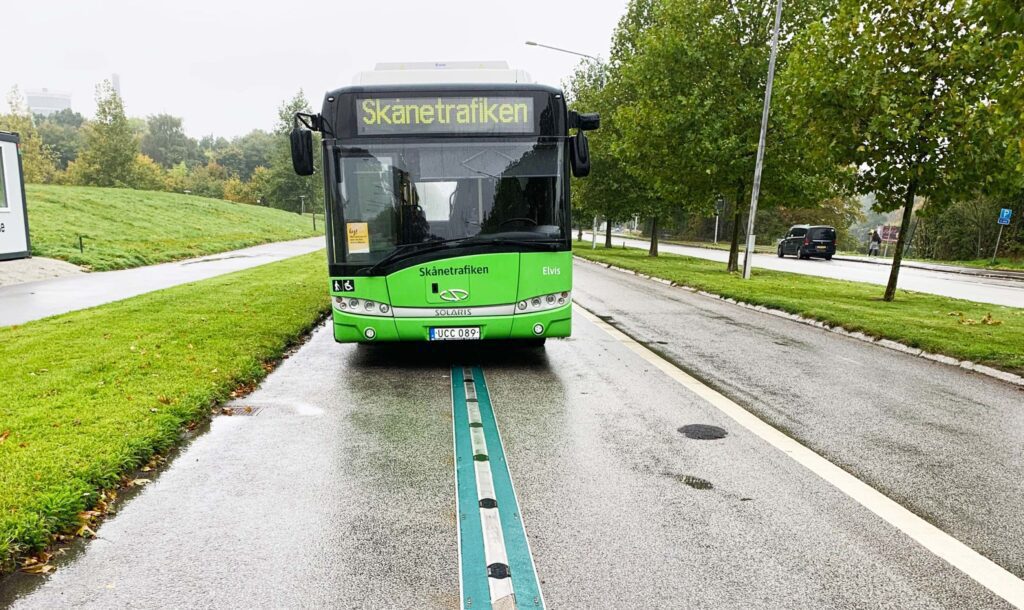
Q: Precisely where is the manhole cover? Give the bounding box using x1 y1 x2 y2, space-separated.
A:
678 424 728 440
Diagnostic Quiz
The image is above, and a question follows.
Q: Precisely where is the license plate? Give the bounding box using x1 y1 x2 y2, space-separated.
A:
816 245 826 250
429 327 481 341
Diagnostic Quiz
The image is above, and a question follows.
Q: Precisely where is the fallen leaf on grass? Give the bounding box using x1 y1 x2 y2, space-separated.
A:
124 478 150 487
0 430 10 443
981 313 1002 326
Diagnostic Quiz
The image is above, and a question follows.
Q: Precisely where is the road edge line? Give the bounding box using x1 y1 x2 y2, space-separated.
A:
574 302 1024 608
573 256 1024 388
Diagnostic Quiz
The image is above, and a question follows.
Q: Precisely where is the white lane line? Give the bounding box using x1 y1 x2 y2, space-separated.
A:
574 303 1024 608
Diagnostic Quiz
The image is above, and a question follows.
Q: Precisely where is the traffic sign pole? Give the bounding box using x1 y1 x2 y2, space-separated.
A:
993 208 1012 264
992 224 1004 265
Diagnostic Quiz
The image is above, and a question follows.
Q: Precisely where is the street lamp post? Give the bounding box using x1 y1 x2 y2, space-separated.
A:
526 40 605 249
741 0 784 280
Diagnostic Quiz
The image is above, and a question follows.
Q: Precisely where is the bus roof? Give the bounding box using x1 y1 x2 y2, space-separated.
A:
351 61 533 86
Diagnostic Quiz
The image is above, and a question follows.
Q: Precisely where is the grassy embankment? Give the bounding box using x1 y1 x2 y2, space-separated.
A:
0 252 329 572
573 242 1024 375
27 185 320 271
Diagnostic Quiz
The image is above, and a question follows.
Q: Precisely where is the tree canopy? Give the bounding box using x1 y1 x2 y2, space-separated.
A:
784 0 1021 298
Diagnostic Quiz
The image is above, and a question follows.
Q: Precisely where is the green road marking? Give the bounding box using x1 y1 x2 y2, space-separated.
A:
452 366 492 608
452 365 545 610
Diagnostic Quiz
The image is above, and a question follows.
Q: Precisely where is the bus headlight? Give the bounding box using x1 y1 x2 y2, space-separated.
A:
515 292 571 314
333 296 393 317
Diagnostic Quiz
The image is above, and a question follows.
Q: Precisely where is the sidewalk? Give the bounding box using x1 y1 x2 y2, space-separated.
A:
832 254 1024 281
602 232 1024 282
0 237 325 327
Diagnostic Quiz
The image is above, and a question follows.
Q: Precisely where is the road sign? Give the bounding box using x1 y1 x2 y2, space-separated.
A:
880 225 900 243
998 208 1012 225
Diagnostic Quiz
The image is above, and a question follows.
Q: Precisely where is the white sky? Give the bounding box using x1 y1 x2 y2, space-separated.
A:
3 0 627 138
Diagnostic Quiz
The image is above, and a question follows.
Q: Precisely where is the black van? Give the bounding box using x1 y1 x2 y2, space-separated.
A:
777 225 836 260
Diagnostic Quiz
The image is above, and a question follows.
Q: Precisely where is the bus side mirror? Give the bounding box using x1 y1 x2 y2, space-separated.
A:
291 128 314 176
570 131 591 177
577 113 600 131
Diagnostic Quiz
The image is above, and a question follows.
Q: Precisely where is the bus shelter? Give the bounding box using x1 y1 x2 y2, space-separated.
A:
0 132 31 261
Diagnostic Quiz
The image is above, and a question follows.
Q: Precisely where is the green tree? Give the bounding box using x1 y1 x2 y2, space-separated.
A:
214 130 275 181
69 80 137 187
267 90 321 213
184 161 230 199
568 0 666 254
612 0 837 268
35 108 85 170
130 153 168 191
0 87 58 183
786 0 1012 300
140 114 199 168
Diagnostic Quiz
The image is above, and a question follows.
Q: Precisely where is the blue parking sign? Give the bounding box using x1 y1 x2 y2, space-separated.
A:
998 208 1012 225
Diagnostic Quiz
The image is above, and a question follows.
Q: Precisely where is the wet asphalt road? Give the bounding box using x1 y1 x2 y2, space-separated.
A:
582 232 1024 308
0 238 324 327
4 261 1022 608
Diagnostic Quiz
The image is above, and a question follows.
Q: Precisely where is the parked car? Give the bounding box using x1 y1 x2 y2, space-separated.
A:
777 224 836 260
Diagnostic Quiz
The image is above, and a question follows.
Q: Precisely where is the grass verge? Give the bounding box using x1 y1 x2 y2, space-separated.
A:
0 251 329 572
573 242 1024 375
27 184 321 271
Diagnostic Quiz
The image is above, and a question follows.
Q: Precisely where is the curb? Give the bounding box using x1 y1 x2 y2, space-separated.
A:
575 256 1024 388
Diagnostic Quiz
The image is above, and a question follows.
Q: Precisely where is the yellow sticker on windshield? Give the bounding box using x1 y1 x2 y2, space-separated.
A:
347 222 370 254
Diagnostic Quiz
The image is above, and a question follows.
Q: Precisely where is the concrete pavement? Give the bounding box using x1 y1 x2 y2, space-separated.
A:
5 259 1022 608
0 238 325 327
584 232 1024 308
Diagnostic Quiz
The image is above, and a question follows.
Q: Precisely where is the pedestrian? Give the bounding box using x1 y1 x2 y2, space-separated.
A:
868 230 881 256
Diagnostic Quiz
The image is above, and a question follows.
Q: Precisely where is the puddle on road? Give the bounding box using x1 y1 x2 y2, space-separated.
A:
677 424 729 440
180 254 251 265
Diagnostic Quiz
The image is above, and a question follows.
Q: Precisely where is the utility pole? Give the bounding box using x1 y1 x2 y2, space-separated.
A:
741 0 784 280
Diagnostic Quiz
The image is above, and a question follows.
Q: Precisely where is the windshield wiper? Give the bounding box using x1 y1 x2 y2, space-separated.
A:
359 237 470 274
464 236 563 249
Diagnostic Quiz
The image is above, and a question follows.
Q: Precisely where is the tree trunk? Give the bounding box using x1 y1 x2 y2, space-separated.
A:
577 225 583 241
649 216 659 256
605 217 613 248
727 181 745 272
883 180 918 301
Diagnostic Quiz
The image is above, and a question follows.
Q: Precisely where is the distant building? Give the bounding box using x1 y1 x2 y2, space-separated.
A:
26 89 72 116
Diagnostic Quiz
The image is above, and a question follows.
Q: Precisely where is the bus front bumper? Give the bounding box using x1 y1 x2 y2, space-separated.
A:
331 304 572 343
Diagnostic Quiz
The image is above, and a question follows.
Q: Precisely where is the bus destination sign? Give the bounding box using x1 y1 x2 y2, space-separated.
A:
356 97 534 135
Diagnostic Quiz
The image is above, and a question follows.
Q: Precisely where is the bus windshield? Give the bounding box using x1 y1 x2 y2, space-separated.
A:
329 139 564 266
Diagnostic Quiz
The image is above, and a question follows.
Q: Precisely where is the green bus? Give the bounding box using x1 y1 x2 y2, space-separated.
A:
290 63 598 345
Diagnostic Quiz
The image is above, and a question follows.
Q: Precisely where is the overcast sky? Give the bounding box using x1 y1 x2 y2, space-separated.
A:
3 0 628 138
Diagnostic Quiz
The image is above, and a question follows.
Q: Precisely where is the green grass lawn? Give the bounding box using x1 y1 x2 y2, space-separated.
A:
574 242 1024 375
0 252 329 572
27 185 321 271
